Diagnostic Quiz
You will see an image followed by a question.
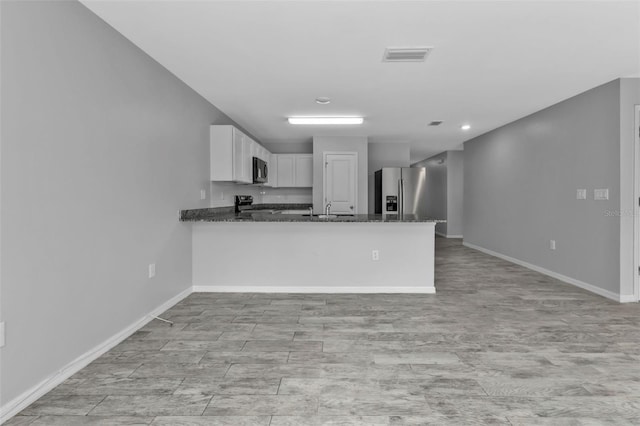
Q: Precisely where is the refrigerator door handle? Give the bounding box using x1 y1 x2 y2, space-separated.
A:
398 178 404 216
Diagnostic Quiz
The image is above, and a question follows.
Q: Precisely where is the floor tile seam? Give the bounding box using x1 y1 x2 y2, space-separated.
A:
474 380 495 397
157 340 172 351
170 378 187 396
84 394 109 416
221 363 232 378
198 394 216 416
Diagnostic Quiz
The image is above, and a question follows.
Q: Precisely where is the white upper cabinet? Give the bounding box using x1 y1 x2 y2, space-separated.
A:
295 154 313 187
272 153 313 188
275 154 295 187
266 153 277 187
210 125 270 184
243 136 255 184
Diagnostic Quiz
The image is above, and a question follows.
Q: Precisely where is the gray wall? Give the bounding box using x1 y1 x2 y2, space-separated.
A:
0 0 239 405
312 136 368 214
446 151 464 237
367 142 410 213
263 141 313 154
618 78 640 297
464 79 621 295
414 153 448 235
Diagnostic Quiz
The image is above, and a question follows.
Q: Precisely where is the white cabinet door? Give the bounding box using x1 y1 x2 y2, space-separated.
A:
240 136 254 184
267 154 277 187
232 130 245 182
210 125 235 181
324 153 357 214
211 125 269 184
258 146 267 161
295 154 313 187
276 154 295 187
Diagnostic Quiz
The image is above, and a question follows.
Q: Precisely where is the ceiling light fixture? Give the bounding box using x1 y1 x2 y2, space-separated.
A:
383 47 433 62
461 124 471 131
288 117 363 125
315 97 331 105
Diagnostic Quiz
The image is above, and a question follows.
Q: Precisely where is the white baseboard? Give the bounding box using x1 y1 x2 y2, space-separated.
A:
0 286 192 424
462 242 628 303
193 285 436 294
619 294 638 303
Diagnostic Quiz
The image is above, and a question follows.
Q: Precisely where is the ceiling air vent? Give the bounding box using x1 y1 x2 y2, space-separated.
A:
383 47 432 62
429 120 444 126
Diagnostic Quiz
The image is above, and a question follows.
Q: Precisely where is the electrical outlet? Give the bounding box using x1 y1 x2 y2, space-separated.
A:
550 240 556 250
372 250 380 261
594 188 609 201
200 189 206 200
148 263 156 278
576 189 587 200
0 322 5 348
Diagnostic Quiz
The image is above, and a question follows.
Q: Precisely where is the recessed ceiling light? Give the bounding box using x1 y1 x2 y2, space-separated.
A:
461 124 471 131
288 117 363 125
315 97 331 105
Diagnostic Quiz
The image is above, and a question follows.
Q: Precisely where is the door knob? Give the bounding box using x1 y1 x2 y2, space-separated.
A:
350 206 354 209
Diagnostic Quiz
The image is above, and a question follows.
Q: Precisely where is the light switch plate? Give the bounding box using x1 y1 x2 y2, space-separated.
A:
0 322 5 348
594 188 609 201
200 189 206 200
576 189 587 200
148 263 156 279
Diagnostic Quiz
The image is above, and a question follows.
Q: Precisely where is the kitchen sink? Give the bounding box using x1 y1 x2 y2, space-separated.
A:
274 210 311 215
302 214 339 219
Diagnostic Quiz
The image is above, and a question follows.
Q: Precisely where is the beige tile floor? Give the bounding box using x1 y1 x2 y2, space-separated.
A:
8 238 640 425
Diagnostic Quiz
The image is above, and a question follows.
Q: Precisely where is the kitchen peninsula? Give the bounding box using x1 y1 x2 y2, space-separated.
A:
181 207 440 293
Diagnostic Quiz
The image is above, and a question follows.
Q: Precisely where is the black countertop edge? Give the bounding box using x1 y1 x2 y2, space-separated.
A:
181 211 444 223
180 204 313 221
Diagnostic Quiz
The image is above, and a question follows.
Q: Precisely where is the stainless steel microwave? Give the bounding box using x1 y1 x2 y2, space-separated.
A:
252 157 268 184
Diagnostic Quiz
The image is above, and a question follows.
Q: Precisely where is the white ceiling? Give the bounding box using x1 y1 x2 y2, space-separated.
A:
82 0 640 162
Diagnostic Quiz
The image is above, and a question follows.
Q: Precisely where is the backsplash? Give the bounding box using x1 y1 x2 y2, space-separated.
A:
209 181 312 207
262 187 312 204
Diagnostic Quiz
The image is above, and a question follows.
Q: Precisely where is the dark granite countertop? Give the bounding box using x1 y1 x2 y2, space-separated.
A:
180 205 442 223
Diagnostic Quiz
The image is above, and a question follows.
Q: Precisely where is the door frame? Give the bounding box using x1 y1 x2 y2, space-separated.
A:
634 105 640 302
323 151 358 214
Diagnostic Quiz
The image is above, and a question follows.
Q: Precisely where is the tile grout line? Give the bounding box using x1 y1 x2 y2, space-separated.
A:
84 394 109 417
199 394 215 416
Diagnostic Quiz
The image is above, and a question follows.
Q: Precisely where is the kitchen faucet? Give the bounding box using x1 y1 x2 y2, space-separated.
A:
325 202 332 216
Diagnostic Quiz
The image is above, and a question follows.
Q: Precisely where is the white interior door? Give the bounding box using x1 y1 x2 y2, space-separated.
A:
324 153 357 214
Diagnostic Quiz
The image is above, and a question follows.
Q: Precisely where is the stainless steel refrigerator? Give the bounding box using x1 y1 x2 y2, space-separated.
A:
374 167 427 217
